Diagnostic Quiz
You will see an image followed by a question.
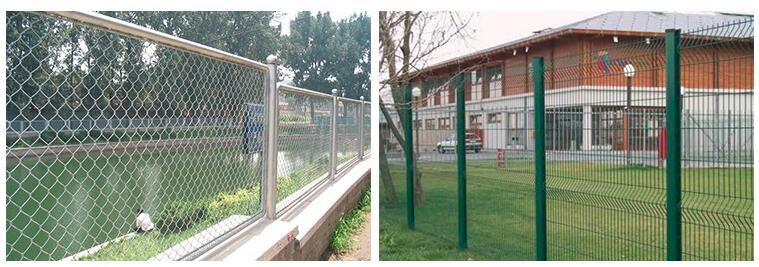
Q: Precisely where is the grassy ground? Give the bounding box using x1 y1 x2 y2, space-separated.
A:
329 188 370 254
379 159 753 261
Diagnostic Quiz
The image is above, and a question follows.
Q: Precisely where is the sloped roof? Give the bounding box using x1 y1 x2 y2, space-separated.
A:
417 11 752 76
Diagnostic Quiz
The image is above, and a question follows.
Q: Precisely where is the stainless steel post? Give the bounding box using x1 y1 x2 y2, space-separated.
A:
262 56 279 219
359 96 365 159
331 89 339 179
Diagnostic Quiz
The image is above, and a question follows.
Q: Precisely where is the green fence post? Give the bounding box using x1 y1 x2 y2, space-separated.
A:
665 28 682 261
403 83 416 230
455 73 468 250
532 57 547 261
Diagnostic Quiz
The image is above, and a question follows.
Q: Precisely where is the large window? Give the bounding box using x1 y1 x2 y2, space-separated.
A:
487 66 502 98
471 71 482 101
425 119 436 130
440 90 449 105
470 114 483 129
438 117 451 129
488 112 502 124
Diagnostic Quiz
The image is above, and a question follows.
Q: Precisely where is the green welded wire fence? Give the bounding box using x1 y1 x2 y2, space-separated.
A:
381 17 753 261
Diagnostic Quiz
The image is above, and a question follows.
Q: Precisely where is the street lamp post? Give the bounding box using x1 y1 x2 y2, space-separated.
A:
412 87 422 160
624 64 636 165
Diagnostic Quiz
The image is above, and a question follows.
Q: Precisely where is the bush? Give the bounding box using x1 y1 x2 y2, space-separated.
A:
88 130 102 142
7 136 19 147
207 187 258 221
73 130 89 143
39 130 57 144
155 199 209 234
57 131 73 143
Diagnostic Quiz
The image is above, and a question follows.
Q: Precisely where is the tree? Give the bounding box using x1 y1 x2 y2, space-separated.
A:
378 11 472 206
282 11 370 100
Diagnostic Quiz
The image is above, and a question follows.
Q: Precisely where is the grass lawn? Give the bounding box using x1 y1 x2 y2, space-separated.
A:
380 159 753 261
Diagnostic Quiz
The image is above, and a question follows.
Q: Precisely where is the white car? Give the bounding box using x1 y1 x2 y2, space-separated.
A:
436 133 483 153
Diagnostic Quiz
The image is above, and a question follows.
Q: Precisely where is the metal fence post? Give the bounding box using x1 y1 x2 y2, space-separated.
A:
359 96 365 159
455 73 468 250
403 84 415 230
533 57 547 260
263 55 279 219
331 89 339 179
665 28 682 261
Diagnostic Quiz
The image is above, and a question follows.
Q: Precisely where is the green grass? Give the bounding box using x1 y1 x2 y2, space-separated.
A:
329 188 370 254
379 160 753 261
7 142 341 261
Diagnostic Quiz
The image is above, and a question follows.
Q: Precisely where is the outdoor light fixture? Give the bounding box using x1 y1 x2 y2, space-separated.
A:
624 63 635 165
266 54 278 64
331 88 338 95
624 64 636 78
513 49 517 56
613 36 619 43
646 37 651 44
525 46 530 53
412 87 422 98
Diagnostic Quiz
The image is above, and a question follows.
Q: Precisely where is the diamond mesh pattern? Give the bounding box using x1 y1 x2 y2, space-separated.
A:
6 12 266 261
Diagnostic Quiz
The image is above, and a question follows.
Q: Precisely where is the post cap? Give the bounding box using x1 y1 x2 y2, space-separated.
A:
266 54 278 64
331 89 338 95
360 96 365 101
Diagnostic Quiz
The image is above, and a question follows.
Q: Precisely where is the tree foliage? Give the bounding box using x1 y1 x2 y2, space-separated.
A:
282 11 370 100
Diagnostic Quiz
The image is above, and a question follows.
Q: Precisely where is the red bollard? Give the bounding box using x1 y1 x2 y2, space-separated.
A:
658 127 667 168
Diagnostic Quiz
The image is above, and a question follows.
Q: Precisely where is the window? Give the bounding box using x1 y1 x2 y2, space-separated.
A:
425 119 436 130
470 114 483 129
488 113 502 124
438 117 451 129
470 71 482 101
413 119 422 129
487 66 502 98
440 90 449 105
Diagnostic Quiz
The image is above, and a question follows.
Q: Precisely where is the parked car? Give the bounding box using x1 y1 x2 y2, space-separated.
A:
436 133 482 153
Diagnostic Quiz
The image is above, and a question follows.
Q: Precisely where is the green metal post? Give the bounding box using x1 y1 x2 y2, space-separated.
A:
665 29 682 261
455 73 468 250
533 57 547 261
403 84 415 230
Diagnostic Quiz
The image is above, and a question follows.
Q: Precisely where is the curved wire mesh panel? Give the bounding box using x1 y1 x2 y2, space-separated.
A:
539 34 669 260
679 18 754 261
6 11 266 261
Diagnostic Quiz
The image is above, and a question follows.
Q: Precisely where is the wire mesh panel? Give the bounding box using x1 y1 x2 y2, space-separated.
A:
336 99 362 170
411 105 460 247
679 19 754 260
6 12 266 261
463 61 537 259
275 87 333 210
363 101 371 156
541 35 669 260
378 104 407 226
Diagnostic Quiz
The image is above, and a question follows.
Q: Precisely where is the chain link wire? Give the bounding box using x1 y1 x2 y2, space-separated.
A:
275 87 333 210
6 11 268 261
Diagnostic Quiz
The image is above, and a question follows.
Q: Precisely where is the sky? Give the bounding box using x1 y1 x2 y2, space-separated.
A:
277 11 359 35
379 11 606 101
426 11 605 66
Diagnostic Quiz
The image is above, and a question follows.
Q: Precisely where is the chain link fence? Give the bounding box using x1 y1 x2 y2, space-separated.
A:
382 17 752 261
6 11 370 261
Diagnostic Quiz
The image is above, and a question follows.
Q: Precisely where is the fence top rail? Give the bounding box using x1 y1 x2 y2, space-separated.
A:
44 11 270 72
338 96 364 104
278 84 333 99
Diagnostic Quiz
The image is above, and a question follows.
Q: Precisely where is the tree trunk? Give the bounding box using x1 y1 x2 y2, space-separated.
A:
379 130 399 208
